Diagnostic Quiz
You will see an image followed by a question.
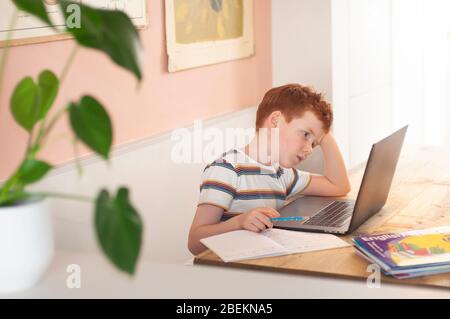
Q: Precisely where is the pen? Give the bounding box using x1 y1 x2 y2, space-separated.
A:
271 216 306 221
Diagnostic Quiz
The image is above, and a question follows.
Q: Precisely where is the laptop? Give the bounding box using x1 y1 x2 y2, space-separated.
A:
273 125 408 235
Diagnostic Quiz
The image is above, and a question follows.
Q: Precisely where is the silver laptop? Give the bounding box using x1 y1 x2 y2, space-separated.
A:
274 125 408 235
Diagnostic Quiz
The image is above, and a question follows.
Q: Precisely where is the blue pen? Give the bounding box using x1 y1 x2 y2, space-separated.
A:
271 216 306 221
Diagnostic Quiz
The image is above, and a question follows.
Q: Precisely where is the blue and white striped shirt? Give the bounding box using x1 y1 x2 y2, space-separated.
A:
198 148 311 215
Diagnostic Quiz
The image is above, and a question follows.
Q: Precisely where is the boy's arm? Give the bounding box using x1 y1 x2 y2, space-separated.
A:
188 204 241 255
188 204 280 255
301 133 351 197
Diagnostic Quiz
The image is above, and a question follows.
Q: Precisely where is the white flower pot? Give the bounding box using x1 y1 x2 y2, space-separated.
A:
0 198 54 294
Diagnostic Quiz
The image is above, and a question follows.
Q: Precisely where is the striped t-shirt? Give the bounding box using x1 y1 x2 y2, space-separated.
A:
197 148 311 215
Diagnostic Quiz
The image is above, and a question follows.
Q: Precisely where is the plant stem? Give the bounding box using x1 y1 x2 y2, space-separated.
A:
0 9 19 112
26 128 35 153
0 172 21 197
34 191 94 203
31 45 79 151
35 105 69 150
72 137 84 176
60 45 78 85
31 43 78 149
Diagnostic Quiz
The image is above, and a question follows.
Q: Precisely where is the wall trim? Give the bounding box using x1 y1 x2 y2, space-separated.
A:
36 106 258 179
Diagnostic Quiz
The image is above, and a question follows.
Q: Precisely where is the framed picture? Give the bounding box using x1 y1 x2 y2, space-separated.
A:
165 0 254 72
0 0 147 48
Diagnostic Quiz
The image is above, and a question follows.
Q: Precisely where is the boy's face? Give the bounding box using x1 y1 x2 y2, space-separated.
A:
276 111 326 168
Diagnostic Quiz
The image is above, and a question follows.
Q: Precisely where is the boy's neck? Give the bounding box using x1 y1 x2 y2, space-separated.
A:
243 136 274 167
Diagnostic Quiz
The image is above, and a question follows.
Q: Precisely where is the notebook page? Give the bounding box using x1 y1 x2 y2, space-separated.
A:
262 228 350 253
200 230 289 262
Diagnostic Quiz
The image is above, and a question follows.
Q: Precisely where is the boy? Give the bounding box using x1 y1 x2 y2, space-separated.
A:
188 84 351 255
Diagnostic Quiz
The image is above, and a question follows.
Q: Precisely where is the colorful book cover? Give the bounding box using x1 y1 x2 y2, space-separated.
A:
353 226 450 270
388 234 450 266
354 244 450 278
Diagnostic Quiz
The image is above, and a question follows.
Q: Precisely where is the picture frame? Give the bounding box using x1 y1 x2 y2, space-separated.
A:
0 0 147 48
165 0 254 72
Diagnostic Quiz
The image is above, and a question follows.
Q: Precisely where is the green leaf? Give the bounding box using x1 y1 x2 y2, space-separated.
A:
10 77 41 132
37 70 59 120
95 187 143 274
10 71 58 132
0 191 42 207
59 0 142 80
12 0 53 26
18 159 52 185
68 96 113 159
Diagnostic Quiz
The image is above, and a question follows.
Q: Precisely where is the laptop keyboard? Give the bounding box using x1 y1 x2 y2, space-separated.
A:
302 201 355 228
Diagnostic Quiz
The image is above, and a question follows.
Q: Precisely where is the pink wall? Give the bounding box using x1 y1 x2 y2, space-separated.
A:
0 0 272 181
0 0 272 180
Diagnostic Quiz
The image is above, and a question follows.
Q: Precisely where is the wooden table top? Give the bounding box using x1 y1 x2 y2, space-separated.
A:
194 146 450 289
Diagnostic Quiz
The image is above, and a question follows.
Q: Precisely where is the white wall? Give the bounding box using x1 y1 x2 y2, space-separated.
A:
392 0 450 147
273 0 393 169
331 0 350 165
346 0 392 167
447 36 450 143
391 0 425 145
272 0 332 100
30 107 258 264
333 0 393 167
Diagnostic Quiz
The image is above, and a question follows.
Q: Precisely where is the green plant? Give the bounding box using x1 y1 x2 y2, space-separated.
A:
0 0 144 275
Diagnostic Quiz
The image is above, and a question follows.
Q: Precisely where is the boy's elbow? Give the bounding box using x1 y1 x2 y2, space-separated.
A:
339 184 351 196
329 182 351 197
187 236 196 255
326 182 351 197
188 232 207 256
187 241 196 255
188 240 206 256
187 233 197 255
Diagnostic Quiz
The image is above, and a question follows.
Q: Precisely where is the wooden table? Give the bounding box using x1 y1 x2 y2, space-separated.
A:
194 146 450 289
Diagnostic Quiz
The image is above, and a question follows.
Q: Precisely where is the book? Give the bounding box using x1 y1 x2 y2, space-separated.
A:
353 247 450 279
200 228 350 262
352 226 450 279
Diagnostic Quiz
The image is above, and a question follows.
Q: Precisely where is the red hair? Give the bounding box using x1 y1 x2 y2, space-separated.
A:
256 84 333 132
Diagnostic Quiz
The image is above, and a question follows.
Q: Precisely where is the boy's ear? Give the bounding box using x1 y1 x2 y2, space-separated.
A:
270 111 282 127
271 117 278 127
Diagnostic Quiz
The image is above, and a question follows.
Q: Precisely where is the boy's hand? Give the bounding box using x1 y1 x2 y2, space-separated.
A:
236 207 280 232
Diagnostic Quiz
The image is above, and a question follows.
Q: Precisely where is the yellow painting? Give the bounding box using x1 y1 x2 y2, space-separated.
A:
165 0 254 72
174 0 244 44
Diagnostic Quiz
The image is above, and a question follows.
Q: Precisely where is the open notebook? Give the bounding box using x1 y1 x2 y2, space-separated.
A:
200 228 350 262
